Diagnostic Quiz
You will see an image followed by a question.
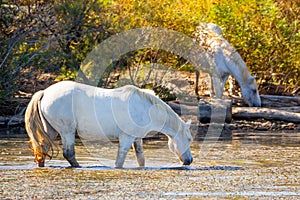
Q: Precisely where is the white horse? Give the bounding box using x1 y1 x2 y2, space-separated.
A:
194 22 261 107
25 81 193 168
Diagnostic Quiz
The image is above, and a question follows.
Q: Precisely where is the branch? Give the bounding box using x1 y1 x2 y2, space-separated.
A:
0 36 20 69
12 40 50 74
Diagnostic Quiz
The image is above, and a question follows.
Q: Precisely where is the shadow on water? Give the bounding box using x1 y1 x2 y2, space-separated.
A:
35 165 243 172
62 165 244 171
138 166 243 171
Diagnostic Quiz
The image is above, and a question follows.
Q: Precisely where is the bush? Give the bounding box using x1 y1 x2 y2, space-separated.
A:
0 0 299 101
0 0 109 99
206 0 300 89
100 0 299 91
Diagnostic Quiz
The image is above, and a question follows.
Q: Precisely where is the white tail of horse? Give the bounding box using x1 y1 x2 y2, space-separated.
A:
25 90 59 167
194 22 261 107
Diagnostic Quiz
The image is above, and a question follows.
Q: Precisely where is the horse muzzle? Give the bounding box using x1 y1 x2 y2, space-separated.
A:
37 160 45 167
180 151 193 165
183 157 193 165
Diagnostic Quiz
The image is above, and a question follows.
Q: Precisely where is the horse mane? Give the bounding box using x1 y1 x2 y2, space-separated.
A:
127 86 185 133
221 42 251 81
25 90 58 160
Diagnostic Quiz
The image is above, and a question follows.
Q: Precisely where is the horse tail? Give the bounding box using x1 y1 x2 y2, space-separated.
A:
25 90 58 160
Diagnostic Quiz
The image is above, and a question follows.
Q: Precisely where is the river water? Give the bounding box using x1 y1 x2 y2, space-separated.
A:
0 131 299 199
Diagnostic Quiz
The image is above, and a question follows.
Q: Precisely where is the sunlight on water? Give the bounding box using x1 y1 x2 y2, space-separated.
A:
0 132 299 170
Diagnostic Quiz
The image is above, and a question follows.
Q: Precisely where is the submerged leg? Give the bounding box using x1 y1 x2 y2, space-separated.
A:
115 133 135 168
61 132 80 167
132 138 145 167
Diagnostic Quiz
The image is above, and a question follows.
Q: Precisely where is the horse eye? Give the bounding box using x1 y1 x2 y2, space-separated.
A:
252 89 257 94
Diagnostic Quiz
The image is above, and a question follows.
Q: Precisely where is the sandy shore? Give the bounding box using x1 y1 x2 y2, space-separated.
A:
1 165 300 199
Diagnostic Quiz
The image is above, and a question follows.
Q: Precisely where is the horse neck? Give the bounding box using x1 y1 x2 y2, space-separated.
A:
141 90 185 138
226 53 251 89
161 110 184 138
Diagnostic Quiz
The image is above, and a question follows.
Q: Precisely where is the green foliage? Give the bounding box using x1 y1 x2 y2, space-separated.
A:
205 0 300 88
153 85 177 101
0 0 299 100
0 0 109 99
55 66 78 81
100 0 299 90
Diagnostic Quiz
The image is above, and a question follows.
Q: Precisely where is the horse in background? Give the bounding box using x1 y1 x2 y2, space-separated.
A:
194 22 261 107
25 81 193 168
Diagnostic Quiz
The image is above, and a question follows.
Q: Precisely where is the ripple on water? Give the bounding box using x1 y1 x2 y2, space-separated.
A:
0 132 300 170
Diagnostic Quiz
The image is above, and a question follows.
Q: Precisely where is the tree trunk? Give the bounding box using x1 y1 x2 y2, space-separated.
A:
232 95 300 107
232 107 300 123
167 99 232 123
168 99 300 124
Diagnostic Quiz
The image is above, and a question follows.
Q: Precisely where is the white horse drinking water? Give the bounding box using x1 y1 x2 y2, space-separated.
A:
194 22 261 107
25 81 193 168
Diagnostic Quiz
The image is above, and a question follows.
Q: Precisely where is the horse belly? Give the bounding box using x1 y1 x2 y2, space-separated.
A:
76 116 119 140
75 97 120 140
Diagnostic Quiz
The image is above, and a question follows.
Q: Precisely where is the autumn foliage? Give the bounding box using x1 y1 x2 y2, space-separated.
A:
0 0 299 100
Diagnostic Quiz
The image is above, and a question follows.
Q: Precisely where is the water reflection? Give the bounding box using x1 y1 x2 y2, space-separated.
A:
232 131 300 147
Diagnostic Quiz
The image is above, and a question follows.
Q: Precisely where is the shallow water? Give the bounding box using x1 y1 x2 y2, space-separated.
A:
0 132 300 199
1 131 299 169
1 132 300 169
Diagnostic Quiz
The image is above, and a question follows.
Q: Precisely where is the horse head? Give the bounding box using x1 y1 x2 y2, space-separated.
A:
168 121 193 165
241 75 261 107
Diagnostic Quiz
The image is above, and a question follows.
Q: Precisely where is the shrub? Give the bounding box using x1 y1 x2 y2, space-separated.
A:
100 0 299 91
0 0 299 102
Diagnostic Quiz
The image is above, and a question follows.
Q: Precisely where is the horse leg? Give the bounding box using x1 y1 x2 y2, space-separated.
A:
61 132 80 167
115 133 135 168
132 138 145 167
195 70 200 100
227 75 234 96
212 74 223 98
